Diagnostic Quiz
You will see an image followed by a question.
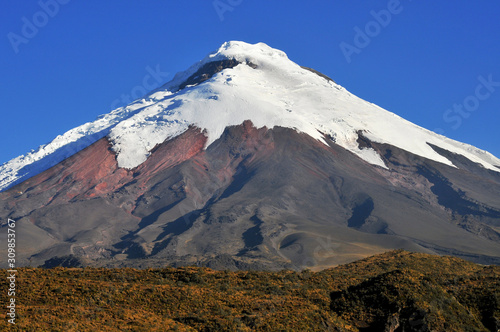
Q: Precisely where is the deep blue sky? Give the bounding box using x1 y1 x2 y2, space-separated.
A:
2 1 500 165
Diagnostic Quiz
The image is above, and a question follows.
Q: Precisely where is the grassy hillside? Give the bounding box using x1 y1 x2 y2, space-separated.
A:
1 250 498 331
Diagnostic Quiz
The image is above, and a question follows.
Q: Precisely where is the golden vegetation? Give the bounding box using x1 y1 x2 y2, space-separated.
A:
1 250 498 331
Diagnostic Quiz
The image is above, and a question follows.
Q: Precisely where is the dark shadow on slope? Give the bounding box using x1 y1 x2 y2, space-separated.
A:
347 197 374 229
115 206 201 259
41 254 88 268
243 215 264 247
147 160 260 256
238 215 264 256
218 166 254 201
149 210 202 256
137 199 184 230
418 167 500 218
114 199 187 258
427 143 500 182
411 239 500 265
115 199 184 248
150 196 223 256
154 209 201 243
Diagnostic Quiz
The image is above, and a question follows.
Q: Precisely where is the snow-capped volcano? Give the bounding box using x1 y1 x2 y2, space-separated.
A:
1 41 500 270
1 41 499 192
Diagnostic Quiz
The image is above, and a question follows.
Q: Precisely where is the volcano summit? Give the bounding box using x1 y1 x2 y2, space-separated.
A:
1 41 499 270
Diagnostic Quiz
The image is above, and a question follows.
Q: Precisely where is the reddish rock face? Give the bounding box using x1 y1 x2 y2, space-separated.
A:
2 127 209 210
1 121 500 270
135 127 208 180
0 138 126 210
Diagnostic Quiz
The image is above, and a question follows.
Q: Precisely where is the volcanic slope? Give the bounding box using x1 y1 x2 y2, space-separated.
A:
0 41 499 269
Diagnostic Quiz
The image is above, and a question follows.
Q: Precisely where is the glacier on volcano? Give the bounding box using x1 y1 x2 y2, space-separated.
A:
1 41 499 192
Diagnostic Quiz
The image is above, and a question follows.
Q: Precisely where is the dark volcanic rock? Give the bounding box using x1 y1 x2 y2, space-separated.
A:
177 59 242 91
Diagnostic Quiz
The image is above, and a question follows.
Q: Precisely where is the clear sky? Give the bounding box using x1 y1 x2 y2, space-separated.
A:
2 1 500 165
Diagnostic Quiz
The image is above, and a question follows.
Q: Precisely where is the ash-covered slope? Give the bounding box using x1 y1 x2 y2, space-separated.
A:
0 41 499 270
1 121 500 269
